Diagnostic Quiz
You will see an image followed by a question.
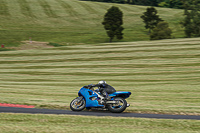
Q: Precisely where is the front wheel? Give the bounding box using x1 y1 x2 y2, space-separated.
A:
107 97 127 113
70 97 86 111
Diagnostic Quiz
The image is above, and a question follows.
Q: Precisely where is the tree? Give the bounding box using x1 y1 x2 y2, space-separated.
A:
158 0 183 8
150 21 172 40
102 6 124 42
181 0 200 37
140 7 163 34
132 0 159 6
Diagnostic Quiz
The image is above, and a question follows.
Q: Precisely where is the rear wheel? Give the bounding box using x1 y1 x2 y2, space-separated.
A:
107 97 127 113
70 97 86 111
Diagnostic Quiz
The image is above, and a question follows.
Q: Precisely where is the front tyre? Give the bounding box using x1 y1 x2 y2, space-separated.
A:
70 97 86 111
107 97 127 113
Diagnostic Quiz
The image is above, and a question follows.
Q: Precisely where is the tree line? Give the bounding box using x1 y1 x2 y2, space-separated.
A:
81 0 183 9
102 0 200 42
102 6 172 42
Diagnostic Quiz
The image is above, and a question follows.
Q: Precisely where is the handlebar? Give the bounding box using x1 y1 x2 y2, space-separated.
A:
83 84 95 89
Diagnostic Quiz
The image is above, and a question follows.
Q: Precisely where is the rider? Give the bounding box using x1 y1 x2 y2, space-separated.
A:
93 80 116 100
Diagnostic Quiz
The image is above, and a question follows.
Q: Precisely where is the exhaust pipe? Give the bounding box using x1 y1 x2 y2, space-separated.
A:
127 104 130 107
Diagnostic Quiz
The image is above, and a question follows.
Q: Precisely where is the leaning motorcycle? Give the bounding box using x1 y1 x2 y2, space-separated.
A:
70 85 131 113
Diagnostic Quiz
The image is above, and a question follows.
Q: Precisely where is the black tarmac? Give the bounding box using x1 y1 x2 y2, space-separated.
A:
0 107 199 120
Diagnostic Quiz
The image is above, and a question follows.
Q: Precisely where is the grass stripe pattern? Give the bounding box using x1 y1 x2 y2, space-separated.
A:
0 38 200 115
0 0 10 16
0 0 184 45
17 0 35 17
55 0 79 17
37 0 58 18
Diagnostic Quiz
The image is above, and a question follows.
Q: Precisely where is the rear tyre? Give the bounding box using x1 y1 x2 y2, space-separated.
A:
70 97 86 111
107 97 127 113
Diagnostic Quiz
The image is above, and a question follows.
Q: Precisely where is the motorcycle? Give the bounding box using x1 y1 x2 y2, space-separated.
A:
70 85 131 113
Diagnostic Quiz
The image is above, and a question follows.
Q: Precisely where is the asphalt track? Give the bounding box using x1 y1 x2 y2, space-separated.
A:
0 107 200 120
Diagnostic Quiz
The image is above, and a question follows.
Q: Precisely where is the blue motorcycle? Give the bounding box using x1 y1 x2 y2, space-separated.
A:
70 85 131 113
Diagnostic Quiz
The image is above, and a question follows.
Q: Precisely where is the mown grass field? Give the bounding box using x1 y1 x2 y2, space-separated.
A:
0 38 200 115
0 113 199 133
0 1 199 132
0 0 184 46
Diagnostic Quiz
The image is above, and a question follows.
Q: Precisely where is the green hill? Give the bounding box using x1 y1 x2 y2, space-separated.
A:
0 38 200 115
0 0 184 46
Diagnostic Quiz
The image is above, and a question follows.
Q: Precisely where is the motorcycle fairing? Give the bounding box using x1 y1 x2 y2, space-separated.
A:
109 91 131 99
78 87 104 108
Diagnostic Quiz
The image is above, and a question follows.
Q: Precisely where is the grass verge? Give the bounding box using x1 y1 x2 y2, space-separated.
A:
0 113 199 133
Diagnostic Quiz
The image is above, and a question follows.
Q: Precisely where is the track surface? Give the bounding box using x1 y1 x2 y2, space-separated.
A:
0 107 200 120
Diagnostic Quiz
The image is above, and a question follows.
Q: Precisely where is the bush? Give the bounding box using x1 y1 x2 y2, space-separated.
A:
0 48 13 51
150 21 172 40
48 42 63 47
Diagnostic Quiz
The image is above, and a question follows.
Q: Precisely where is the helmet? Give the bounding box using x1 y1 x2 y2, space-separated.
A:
98 80 106 84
